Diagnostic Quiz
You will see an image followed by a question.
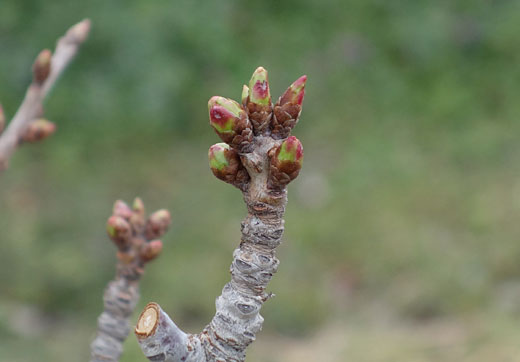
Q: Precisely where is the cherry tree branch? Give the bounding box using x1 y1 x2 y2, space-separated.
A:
135 67 306 361
90 198 171 362
0 19 91 171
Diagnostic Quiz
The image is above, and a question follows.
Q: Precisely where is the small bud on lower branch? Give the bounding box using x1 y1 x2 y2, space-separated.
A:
32 49 52 85
139 240 163 262
113 200 133 219
208 96 253 151
146 209 171 239
246 67 273 134
209 143 249 188
0 104 5 133
131 197 146 233
21 119 56 143
271 75 307 139
107 215 132 249
269 136 304 187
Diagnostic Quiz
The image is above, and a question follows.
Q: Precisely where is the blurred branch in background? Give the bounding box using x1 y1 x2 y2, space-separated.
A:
0 19 90 172
90 199 171 362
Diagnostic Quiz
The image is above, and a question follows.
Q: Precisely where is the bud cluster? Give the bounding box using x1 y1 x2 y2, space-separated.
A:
106 198 171 265
207 66 307 190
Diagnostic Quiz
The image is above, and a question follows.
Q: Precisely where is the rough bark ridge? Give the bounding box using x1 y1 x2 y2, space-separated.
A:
91 199 171 362
135 67 306 361
0 19 90 171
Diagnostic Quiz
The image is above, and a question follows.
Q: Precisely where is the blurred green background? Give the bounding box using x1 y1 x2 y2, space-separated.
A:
1 0 520 361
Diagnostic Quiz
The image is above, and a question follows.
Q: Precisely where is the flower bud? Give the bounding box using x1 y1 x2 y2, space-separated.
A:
32 49 52 85
133 197 145 214
269 136 304 187
21 119 56 143
279 75 307 106
208 96 252 151
208 143 249 187
271 75 307 139
140 240 163 262
241 85 249 107
248 67 270 105
113 200 133 219
146 209 171 239
0 104 5 133
106 215 132 249
130 197 146 233
246 67 272 134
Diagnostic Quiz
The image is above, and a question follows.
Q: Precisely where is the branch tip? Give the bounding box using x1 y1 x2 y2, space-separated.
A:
135 303 160 338
67 18 91 44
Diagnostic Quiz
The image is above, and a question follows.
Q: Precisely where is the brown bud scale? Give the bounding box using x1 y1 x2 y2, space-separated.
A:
271 103 302 139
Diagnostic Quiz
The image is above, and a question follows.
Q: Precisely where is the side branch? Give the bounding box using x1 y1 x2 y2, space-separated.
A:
90 199 171 362
0 19 90 171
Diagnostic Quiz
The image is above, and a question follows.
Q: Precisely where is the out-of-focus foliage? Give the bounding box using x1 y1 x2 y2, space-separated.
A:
1 0 520 360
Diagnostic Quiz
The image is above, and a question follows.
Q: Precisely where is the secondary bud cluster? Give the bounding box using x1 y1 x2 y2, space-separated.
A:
32 49 52 85
106 198 171 265
21 119 56 143
269 136 304 187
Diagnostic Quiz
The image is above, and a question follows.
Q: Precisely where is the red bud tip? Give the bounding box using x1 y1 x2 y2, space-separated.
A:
208 96 245 134
113 200 133 219
140 240 163 262
278 136 304 164
248 67 270 105
32 49 52 85
21 119 56 143
279 75 307 106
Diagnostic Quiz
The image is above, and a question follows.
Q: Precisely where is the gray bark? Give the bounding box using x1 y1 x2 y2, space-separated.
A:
136 136 291 362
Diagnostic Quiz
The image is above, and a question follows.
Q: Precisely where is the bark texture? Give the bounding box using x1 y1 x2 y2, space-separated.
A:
136 68 306 362
91 199 171 362
0 19 90 171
